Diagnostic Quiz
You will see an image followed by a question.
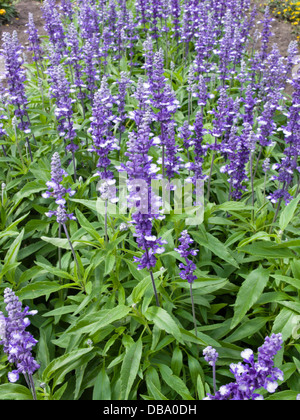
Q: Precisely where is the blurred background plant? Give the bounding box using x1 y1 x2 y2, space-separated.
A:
0 1 18 24
268 0 300 36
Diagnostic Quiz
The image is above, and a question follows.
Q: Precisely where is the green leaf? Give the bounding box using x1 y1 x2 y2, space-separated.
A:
75 208 103 243
146 378 168 400
0 383 33 400
42 348 94 384
157 364 194 400
279 195 300 231
67 305 131 336
105 253 116 276
171 346 183 377
2 229 24 283
4 229 24 266
35 261 75 280
187 355 203 388
196 375 206 400
42 304 78 317
191 230 239 268
225 317 270 343
120 338 143 400
14 180 46 203
93 366 111 400
272 308 300 340
214 201 253 213
265 390 299 400
271 274 300 290
231 266 270 329
129 269 165 304
0 212 29 240
17 281 75 300
70 198 98 213
144 307 183 344
238 241 296 259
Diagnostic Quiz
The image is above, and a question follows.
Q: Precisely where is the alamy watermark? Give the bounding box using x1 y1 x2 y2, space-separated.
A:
96 172 204 226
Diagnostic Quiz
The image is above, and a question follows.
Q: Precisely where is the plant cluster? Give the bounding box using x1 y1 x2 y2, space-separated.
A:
268 0 300 33
0 0 17 24
0 0 299 401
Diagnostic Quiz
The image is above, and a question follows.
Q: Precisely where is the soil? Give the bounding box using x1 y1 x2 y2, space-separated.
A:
0 0 47 43
252 0 298 57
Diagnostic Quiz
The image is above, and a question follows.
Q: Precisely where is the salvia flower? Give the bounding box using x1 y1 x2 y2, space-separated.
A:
203 346 219 366
88 76 120 180
175 230 198 284
60 0 74 20
118 108 166 271
1 31 31 134
189 110 207 185
25 13 43 63
164 121 180 181
0 288 40 388
47 64 77 153
42 0 66 52
43 152 76 224
268 68 300 204
204 333 284 400
66 23 86 101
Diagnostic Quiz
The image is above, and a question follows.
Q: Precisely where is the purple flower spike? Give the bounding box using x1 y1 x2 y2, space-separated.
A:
203 346 219 366
0 288 40 385
25 13 43 63
175 230 198 284
43 152 76 224
204 333 284 400
1 31 31 134
47 64 77 153
88 76 119 180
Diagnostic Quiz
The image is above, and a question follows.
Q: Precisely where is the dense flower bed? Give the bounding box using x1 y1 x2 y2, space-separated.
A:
0 0 299 401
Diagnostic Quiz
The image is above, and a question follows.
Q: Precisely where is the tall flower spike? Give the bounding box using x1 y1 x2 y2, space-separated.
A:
175 230 198 284
66 22 86 102
43 152 76 224
25 13 43 64
42 0 66 52
47 63 78 179
60 0 74 20
88 76 119 180
0 288 40 399
118 108 166 305
1 31 34 159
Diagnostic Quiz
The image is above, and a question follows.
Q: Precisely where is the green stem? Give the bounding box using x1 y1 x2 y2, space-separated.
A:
149 268 160 307
207 151 216 201
105 199 108 244
63 223 81 277
190 283 197 337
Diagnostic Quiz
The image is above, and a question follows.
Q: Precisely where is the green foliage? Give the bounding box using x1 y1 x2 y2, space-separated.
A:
0 0 298 402
0 0 17 24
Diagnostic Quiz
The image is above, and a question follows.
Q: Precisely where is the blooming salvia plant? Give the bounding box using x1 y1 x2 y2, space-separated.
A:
0 288 40 400
118 108 167 306
1 31 34 161
203 333 284 400
42 153 80 277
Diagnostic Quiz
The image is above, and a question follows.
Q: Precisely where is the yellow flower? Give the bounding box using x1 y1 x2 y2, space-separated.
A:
0 9 6 15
